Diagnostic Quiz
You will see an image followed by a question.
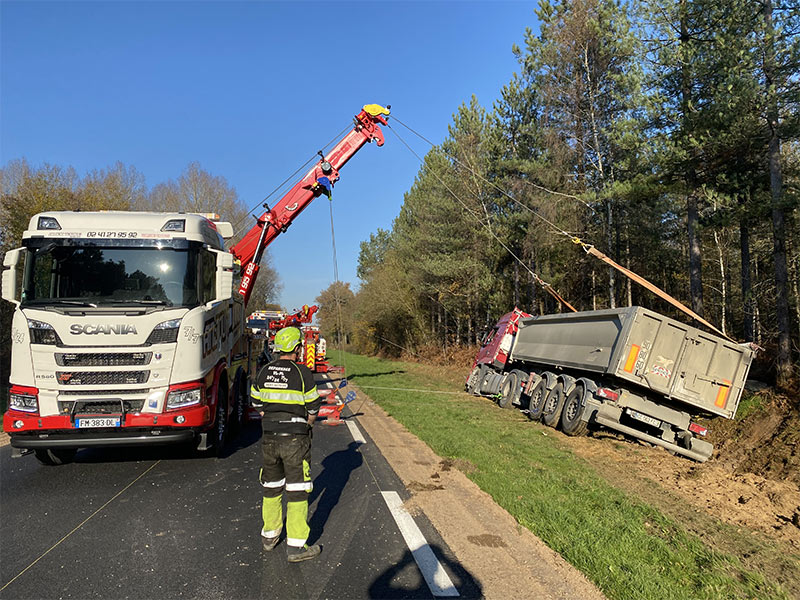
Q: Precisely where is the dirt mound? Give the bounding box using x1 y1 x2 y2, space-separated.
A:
710 390 800 486
562 387 800 555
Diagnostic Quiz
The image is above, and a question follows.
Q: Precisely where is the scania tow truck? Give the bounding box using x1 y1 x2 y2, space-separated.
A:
1 104 390 464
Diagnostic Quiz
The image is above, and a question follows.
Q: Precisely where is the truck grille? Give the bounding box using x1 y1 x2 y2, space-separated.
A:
56 371 150 386
60 389 146 396
59 399 146 414
55 352 152 367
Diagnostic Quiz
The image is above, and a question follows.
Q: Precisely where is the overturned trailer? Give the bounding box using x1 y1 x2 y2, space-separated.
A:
467 306 754 462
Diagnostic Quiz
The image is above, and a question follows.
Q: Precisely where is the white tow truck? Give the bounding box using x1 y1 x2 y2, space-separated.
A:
1 212 248 463
1 104 390 465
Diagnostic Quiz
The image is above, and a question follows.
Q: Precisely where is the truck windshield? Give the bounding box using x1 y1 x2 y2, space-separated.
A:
20 242 211 308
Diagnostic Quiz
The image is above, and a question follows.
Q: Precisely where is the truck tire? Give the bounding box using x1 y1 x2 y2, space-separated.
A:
466 366 482 394
526 378 547 421
479 366 494 395
211 382 229 457
498 371 520 409
541 382 566 428
34 448 77 466
231 371 248 434
561 383 589 437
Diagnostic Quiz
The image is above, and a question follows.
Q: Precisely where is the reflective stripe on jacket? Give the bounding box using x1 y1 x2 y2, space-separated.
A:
251 358 321 434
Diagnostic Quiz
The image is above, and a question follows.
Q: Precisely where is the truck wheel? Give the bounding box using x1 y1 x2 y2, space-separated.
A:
34 448 77 466
561 383 588 437
526 378 547 421
479 366 494 395
542 382 566 428
231 372 247 434
466 366 481 394
498 371 520 409
211 383 229 457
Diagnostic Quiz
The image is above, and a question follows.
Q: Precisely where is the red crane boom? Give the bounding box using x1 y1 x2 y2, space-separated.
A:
230 104 390 305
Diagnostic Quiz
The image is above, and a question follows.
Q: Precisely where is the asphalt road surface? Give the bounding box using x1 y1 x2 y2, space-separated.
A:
0 380 481 600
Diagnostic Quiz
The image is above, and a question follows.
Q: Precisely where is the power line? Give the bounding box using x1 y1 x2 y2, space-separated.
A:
386 122 577 312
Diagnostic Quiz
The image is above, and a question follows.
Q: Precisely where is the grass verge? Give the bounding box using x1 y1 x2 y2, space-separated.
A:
336 352 793 600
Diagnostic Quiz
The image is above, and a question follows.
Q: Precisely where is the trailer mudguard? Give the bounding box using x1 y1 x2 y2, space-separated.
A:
557 374 577 396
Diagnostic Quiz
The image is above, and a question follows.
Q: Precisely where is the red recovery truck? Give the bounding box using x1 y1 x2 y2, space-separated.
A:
467 306 754 462
257 304 330 373
1 104 389 463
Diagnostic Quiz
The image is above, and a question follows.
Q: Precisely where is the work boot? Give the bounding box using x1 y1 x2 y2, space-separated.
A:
261 535 281 551
287 544 321 563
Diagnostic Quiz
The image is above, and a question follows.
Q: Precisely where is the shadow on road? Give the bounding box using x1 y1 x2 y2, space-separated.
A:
368 544 483 599
308 440 363 542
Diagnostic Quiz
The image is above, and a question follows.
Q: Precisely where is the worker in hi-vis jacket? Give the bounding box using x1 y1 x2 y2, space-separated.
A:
250 326 322 562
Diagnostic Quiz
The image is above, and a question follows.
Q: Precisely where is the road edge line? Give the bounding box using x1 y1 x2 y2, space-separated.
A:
381 490 459 598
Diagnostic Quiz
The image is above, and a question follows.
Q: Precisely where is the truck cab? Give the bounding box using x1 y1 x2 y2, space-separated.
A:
1 211 250 463
471 308 530 370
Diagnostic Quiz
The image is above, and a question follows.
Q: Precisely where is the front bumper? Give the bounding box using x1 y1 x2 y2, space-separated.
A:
3 405 211 449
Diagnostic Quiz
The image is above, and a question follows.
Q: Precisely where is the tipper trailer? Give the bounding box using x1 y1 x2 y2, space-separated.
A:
467 306 755 462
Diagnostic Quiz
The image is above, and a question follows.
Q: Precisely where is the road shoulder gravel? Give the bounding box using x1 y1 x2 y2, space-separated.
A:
349 386 606 600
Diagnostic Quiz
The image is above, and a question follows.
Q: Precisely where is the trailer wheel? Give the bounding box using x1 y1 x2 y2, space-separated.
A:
526 378 547 421
34 448 77 466
561 383 588 437
542 382 566 428
498 372 520 409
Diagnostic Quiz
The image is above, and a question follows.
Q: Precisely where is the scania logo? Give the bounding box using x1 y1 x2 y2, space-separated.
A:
70 324 138 335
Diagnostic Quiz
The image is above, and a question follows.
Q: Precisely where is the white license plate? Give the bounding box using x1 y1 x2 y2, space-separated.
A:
76 417 121 428
627 409 661 428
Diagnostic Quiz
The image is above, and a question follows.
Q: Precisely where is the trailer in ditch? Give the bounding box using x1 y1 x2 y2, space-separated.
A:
466 306 755 462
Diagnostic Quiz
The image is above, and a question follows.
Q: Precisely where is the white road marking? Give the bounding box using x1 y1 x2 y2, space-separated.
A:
381 491 459 597
345 419 366 444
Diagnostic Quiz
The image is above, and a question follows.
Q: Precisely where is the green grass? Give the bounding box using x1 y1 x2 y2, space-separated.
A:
734 391 768 421
336 352 791 600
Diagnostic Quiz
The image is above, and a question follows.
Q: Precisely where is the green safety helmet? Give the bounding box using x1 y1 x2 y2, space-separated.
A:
274 327 302 353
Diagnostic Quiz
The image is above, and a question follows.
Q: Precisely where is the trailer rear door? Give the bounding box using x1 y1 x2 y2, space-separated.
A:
670 331 751 419
612 308 751 418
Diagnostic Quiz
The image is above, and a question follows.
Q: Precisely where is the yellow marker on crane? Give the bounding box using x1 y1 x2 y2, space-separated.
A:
364 104 390 117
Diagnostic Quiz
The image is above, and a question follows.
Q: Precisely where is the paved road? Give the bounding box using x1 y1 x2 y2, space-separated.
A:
0 380 481 599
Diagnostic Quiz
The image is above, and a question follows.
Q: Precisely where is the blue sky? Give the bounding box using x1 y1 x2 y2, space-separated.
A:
1 0 538 313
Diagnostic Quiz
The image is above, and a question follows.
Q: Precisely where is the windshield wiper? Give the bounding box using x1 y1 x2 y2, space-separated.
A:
107 299 172 306
26 299 98 308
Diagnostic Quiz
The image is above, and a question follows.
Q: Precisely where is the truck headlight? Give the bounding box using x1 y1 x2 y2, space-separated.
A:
27 319 62 345
9 386 39 413
146 319 181 344
166 383 203 410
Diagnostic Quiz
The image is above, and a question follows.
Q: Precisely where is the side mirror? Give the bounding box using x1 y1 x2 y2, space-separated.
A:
2 248 24 306
215 251 234 302
215 222 234 239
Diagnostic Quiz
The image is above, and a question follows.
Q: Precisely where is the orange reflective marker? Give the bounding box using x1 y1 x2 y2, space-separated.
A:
715 380 731 409
624 344 641 373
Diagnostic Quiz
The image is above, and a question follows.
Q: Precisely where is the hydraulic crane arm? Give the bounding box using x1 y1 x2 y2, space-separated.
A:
230 104 390 305
268 304 318 332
